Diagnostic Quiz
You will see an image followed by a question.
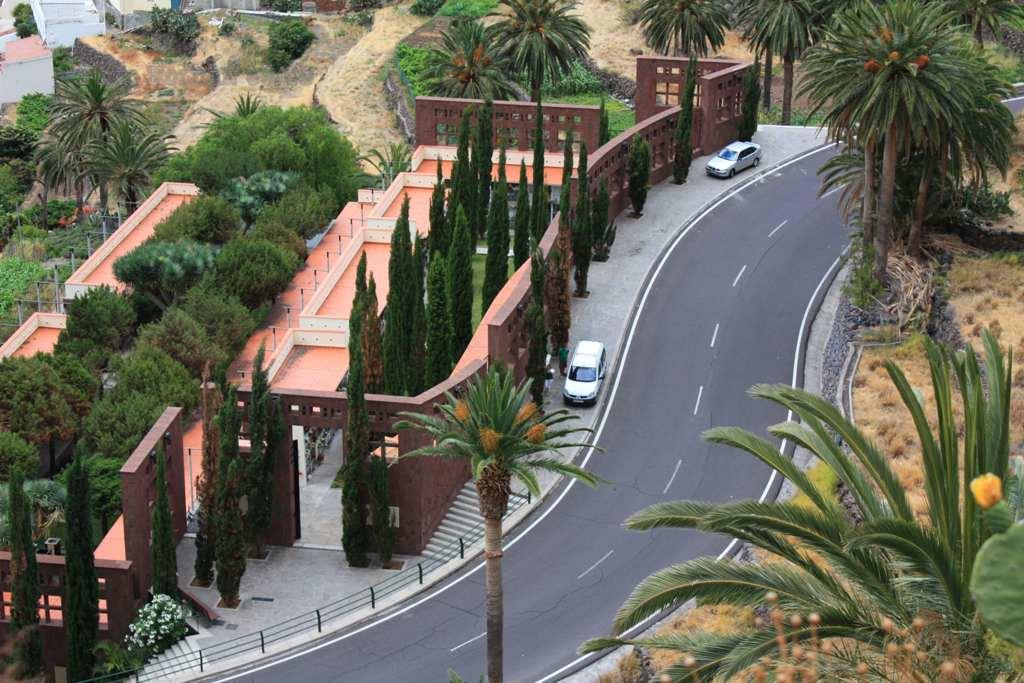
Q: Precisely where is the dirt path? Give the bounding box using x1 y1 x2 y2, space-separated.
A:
316 3 427 155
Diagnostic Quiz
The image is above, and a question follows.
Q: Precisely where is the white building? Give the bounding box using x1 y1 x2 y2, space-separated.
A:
0 34 53 104
28 0 104 48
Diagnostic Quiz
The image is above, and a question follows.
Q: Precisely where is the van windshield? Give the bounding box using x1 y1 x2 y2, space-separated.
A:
569 365 597 382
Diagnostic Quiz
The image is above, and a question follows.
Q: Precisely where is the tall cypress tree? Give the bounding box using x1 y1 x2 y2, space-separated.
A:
482 143 510 317
452 108 476 235
673 57 697 185
151 447 178 597
410 232 428 395
425 257 452 386
368 453 393 565
628 135 651 217
244 345 275 559
738 63 761 142
598 97 611 146
545 186 573 356
363 274 384 394
215 385 246 607
193 373 220 586
533 183 549 243
429 162 448 257
592 179 614 262
530 98 546 242
474 100 494 238
513 161 531 269
383 198 414 395
446 206 474 364
526 246 548 407
65 455 98 682
9 469 42 676
573 140 592 297
342 255 370 567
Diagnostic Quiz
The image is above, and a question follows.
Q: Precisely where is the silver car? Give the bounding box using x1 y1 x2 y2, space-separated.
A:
706 141 762 178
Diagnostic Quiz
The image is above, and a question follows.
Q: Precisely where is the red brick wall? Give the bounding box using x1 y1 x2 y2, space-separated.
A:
415 97 601 153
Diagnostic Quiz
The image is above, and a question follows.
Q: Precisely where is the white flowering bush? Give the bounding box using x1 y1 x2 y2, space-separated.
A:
126 594 190 655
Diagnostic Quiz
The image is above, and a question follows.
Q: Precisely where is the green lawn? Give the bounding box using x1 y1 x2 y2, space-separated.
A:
437 0 497 17
548 93 635 139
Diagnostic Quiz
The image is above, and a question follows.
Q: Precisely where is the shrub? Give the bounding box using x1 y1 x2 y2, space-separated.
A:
15 94 53 135
179 284 256 361
52 47 73 75
254 186 336 239
113 239 217 310
348 0 382 9
149 8 201 48
217 19 237 35
221 170 298 224
267 0 301 8
538 60 602 97
136 307 223 377
13 3 37 37
153 195 241 244
56 285 136 365
342 9 373 26
0 126 37 161
211 238 299 308
0 164 27 214
266 19 315 72
125 594 189 656
248 220 307 260
437 0 496 17
0 257 45 316
0 432 38 480
395 44 431 97
410 0 444 15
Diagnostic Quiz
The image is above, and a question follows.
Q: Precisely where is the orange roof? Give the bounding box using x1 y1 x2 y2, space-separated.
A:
381 186 433 235
5 36 50 62
315 242 390 318
272 345 349 392
11 326 61 358
414 158 564 187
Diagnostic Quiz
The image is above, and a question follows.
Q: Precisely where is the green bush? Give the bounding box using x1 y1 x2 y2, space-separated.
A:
15 94 53 135
153 195 241 244
13 3 37 38
0 432 38 480
255 186 336 239
52 47 73 75
221 170 298 224
218 20 237 35
155 105 361 208
395 44 431 97
0 257 45 316
549 94 633 138
112 239 217 310
342 9 374 26
149 8 201 47
410 0 444 15
266 19 315 72
136 307 223 377
211 237 299 308
56 285 136 365
538 60 602 97
0 126 37 161
437 0 496 17
178 283 256 362
0 164 28 214
348 0 382 9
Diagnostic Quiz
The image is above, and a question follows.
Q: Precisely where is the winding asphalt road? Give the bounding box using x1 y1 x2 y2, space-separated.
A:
209 140 855 683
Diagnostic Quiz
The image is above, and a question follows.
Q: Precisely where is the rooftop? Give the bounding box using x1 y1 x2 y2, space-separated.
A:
2 35 49 62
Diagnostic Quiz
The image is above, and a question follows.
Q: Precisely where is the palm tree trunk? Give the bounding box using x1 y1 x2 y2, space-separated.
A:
909 158 930 258
861 137 876 248
781 51 794 125
874 122 899 281
75 181 86 226
974 20 984 47
762 49 773 113
483 514 503 683
531 70 542 105
39 183 49 231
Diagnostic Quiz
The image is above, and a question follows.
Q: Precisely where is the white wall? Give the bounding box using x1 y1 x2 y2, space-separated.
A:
30 0 105 47
0 54 54 105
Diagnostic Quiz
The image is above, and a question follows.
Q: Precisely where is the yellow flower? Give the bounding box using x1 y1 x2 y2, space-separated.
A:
480 428 501 454
515 402 538 425
970 474 1003 510
453 401 470 423
526 423 546 444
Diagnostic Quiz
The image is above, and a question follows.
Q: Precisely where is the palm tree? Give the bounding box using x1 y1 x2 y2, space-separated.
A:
35 136 89 226
954 0 1024 45
735 0 820 125
51 70 143 215
491 0 591 103
637 0 729 58
359 143 413 189
802 0 978 280
87 122 174 212
421 20 520 102
397 364 597 683
582 330 1016 681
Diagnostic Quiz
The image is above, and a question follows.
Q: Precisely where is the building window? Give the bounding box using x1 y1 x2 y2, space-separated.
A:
655 81 680 106
671 67 681 75
573 115 581 123
656 66 665 75
512 112 522 121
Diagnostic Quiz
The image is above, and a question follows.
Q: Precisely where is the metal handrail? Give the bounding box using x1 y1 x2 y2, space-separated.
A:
76 491 531 683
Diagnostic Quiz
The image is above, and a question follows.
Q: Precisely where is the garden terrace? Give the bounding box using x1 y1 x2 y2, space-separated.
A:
0 311 65 359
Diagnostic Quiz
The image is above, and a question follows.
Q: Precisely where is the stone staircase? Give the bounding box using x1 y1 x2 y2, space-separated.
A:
422 482 484 561
138 629 203 681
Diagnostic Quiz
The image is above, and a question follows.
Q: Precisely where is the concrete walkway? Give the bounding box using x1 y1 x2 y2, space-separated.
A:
165 125 826 681
295 430 344 549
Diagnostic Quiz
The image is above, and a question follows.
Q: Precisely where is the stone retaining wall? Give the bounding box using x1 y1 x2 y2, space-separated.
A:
72 38 131 85
939 223 1024 252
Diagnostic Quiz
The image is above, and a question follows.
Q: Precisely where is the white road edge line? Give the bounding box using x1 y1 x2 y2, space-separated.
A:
821 185 844 199
450 632 486 653
577 550 615 580
768 220 787 238
732 264 747 287
213 141 839 683
663 460 682 495
709 323 719 348
693 385 703 416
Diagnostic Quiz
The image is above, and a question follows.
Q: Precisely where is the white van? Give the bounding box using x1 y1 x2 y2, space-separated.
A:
562 340 607 406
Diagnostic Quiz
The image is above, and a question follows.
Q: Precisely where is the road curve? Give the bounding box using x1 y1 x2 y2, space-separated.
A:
214 140 850 683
